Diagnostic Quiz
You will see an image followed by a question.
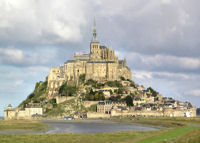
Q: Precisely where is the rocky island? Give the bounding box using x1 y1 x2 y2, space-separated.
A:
4 19 196 120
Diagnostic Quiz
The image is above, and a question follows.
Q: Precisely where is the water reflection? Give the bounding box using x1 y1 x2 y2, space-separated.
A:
0 120 158 135
44 120 157 134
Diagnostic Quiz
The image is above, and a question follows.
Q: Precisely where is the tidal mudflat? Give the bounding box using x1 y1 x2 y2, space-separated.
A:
0 117 200 143
0 119 158 135
43 119 157 134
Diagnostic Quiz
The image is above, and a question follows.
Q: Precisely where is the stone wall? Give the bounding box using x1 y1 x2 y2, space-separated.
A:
83 101 99 108
110 110 163 117
87 112 110 118
4 109 16 120
164 108 196 117
110 108 197 117
4 107 43 120
56 96 76 104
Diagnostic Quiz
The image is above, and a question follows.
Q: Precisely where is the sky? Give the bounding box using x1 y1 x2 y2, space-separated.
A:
0 0 200 116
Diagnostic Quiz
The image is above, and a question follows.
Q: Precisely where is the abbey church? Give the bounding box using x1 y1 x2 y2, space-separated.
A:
47 19 132 98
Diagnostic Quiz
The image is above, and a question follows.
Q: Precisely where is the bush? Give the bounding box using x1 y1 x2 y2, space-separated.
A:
109 90 113 95
105 81 122 87
147 87 158 97
130 93 135 98
79 74 86 83
109 95 121 101
125 95 133 107
130 82 136 88
50 99 56 104
89 89 95 95
120 76 126 81
85 79 97 88
88 104 97 112
117 87 124 94
59 82 77 96
85 90 105 101
96 83 105 88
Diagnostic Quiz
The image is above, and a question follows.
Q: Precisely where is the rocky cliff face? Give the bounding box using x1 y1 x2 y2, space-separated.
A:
19 80 48 108
18 77 196 118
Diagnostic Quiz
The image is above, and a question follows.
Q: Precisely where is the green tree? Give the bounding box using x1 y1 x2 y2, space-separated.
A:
98 91 105 101
130 93 135 98
90 95 95 101
88 104 97 112
79 74 86 83
109 90 113 95
96 83 105 88
120 76 126 81
125 95 133 107
106 81 122 87
85 90 105 101
109 95 121 101
147 87 158 97
89 88 95 95
85 79 97 88
99 94 105 100
117 87 124 94
130 82 136 88
59 82 77 96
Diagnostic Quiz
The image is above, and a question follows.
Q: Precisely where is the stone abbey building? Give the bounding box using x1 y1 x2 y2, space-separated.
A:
47 19 132 98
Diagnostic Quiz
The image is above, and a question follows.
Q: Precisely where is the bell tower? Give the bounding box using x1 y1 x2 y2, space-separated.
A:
92 17 98 43
90 17 100 60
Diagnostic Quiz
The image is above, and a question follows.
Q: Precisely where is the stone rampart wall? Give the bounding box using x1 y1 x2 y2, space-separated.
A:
87 112 110 118
83 101 99 108
56 96 76 104
111 108 197 117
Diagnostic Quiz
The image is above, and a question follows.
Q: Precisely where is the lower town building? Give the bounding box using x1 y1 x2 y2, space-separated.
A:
97 101 127 114
95 101 196 118
4 104 43 120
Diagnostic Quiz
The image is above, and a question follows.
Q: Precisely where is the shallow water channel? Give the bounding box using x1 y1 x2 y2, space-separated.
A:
0 119 158 135
43 119 158 134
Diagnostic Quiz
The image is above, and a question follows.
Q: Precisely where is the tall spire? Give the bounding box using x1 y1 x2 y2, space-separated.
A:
92 16 98 42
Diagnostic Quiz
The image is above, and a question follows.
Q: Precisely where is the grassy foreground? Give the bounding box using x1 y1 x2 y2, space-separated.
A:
0 117 200 143
0 120 46 131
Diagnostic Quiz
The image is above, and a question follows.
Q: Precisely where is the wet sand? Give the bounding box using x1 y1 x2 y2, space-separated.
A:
43 119 158 134
0 119 158 135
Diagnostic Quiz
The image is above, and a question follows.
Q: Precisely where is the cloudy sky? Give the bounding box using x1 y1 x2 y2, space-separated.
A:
0 0 200 116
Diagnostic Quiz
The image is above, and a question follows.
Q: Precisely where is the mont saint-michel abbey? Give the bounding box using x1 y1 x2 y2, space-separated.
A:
47 20 132 98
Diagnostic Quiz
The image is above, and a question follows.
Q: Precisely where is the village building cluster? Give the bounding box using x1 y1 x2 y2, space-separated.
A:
94 83 196 118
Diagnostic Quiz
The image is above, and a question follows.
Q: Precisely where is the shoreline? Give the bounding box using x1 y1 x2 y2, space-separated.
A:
0 117 199 143
0 118 159 135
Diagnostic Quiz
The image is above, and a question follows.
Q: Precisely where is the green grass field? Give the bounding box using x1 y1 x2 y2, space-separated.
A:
0 117 199 143
0 120 47 131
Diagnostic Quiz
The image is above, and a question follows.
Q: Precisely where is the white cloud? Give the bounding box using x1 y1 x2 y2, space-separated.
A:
133 70 190 81
143 54 200 70
122 51 200 72
14 80 24 87
0 47 56 66
0 0 87 44
187 90 200 97
0 48 24 63
24 66 50 75
162 0 171 4
133 71 152 79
